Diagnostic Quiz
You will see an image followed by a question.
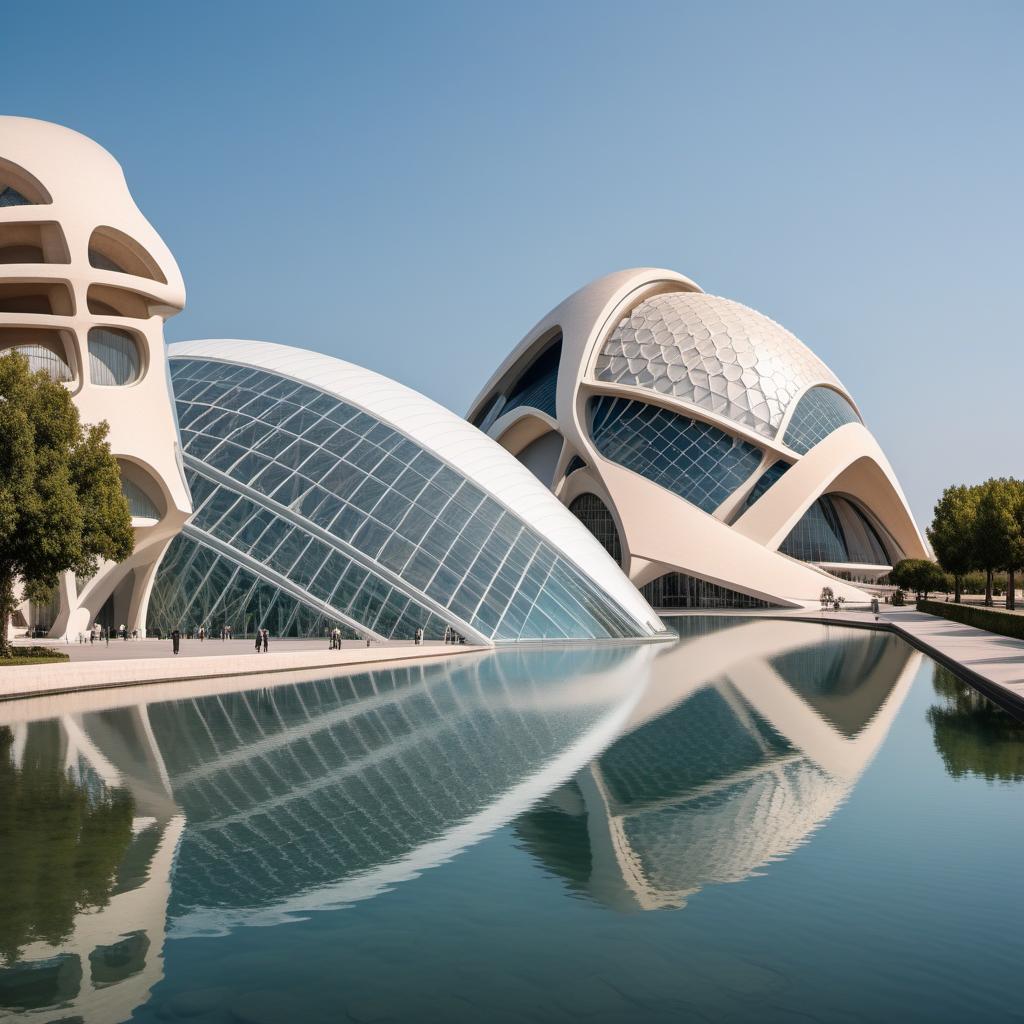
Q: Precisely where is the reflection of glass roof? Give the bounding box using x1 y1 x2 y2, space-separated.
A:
143 646 639 928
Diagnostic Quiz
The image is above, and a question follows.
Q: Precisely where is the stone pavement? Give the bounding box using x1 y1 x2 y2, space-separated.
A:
1 638 484 703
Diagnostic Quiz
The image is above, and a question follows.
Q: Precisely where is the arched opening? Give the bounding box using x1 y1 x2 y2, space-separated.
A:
0 326 76 382
88 226 167 284
0 156 52 205
0 281 74 316
516 430 564 487
0 222 69 264
88 327 143 386
779 494 891 566
782 387 860 454
87 284 157 319
473 330 563 431
568 493 623 565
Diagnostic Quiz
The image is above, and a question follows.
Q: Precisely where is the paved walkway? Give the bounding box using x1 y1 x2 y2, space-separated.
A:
0 639 484 703
16 637 414 662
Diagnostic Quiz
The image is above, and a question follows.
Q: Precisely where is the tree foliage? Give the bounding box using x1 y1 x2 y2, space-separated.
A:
927 477 1024 607
0 725 135 964
0 352 134 655
890 558 949 599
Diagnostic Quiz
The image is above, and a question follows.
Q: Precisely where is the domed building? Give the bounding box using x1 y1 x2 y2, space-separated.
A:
0 116 192 638
148 339 665 643
467 269 928 609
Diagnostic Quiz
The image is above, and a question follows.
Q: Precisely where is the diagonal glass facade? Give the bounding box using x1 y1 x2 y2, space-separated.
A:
588 395 763 514
742 460 791 511
150 356 649 642
780 494 890 565
782 387 860 455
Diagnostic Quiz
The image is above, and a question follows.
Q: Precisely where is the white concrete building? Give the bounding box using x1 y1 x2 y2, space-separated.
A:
0 116 191 638
468 269 929 609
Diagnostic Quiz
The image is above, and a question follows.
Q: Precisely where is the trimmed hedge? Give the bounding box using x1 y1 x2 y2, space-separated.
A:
0 645 70 667
917 599 1024 641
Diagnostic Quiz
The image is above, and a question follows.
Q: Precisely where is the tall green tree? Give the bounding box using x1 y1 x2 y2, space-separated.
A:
0 352 134 657
928 484 979 603
973 478 1023 608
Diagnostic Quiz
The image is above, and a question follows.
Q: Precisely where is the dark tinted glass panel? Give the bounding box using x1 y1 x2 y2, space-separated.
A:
589 396 761 513
641 572 776 609
783 387 860 455
568 493 621 565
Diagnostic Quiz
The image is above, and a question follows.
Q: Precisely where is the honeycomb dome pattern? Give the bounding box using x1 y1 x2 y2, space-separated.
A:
594 292 844 440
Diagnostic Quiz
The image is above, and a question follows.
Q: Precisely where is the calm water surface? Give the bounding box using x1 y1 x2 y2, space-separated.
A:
2 618 1023 1023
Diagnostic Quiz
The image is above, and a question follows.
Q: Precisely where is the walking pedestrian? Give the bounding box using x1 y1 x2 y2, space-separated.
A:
261 628 269 653
171 628 181 655
255 630 262 653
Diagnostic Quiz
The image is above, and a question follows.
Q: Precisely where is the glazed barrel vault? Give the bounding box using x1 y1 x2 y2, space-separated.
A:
468 268 928 609
149 340 666 644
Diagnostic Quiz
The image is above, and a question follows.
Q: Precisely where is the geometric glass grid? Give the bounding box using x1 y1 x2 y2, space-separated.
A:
639 572 777 609
148 528 360 640
779 495 848 563
0 186 31 207
742 460 791 511
161 356 646 642
88 327 140 386
588 395 763 514
782 386 860 456
594 292 842 440
568 493 622 566
779 494 889 566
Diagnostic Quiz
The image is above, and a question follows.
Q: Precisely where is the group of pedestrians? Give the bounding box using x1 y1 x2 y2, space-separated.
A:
254 628 270 652
328 627 345 649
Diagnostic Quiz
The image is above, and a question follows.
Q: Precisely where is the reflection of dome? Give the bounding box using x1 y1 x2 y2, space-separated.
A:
469 269 929 608
514 621 920 911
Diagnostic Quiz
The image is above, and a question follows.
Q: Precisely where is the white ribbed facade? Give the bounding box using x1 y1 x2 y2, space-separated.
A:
0 117 192 638
468 268 929 609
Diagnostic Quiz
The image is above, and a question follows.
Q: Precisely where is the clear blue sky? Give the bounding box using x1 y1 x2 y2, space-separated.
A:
4 1 1021 526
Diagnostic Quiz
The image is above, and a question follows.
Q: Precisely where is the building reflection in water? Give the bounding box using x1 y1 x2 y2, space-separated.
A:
515 619 922 911
0 620 925 1019
0 644 651 1021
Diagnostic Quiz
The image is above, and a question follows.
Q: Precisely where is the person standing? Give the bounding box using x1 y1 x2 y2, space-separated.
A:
255 630 262 653
262 628 269 653
171 628 181 655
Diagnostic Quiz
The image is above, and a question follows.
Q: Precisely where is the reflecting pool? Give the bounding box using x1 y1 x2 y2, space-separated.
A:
1 618 1023 1022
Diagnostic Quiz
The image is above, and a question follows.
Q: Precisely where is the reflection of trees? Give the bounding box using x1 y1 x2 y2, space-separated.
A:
0 725 135 964
927 667 1024 783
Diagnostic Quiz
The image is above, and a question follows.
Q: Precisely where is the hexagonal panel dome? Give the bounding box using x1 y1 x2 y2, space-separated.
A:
593 292 846 440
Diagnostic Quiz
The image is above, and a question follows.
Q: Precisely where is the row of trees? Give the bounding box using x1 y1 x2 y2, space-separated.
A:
927 478 1024 608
